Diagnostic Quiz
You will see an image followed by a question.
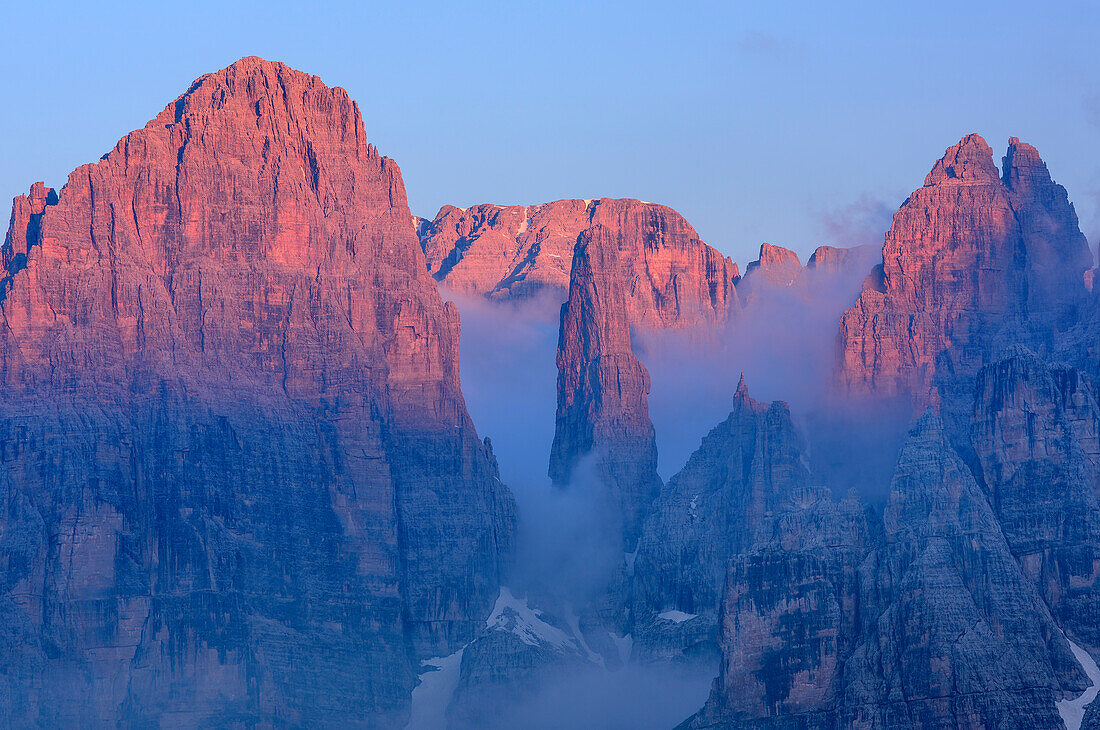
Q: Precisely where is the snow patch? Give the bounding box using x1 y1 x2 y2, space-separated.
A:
487 587 576 651
688 495 698 520
1057 638 1100 730
516 207 529 236
406 647 465 730
658 610 698 624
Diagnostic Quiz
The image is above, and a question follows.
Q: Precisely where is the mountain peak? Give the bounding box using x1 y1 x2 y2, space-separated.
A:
735 372 749 400
743 242 802 289
757 242 801 267
1002 136 1053 193
151 55 363 146
923 133 999 186
199 56 325 89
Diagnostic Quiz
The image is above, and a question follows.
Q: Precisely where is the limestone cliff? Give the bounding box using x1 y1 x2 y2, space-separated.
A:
0 57 515 727
548 224 662 550
837 135 1091 404
971 348 1100 650
420 198 739 329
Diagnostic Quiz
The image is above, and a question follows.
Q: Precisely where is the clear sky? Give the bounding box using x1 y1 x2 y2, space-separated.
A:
3 1 1099 267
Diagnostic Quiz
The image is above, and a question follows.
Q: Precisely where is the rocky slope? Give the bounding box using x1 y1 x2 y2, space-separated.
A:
632 378 811 658
837 134 1092 408
842 413 1083 728
548 224 663 551
419 198 740 329
0 57 515 727
691 413 1087 729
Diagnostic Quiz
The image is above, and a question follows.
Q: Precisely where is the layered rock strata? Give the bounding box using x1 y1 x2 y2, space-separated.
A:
837 135 1092 405
548 225 663 550
0 57 515 727
971 348 1100 650
692 414 1087 729
419 198 740 329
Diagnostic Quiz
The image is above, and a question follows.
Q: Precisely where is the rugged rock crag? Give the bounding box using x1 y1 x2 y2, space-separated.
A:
548 225 662 550
802 243 881 293
738 242 803 296
0 57 515 726
837 134 1092 406
632 379 849 663
419 198 740 329
693 414 1088 729
971 348 1100 650
420 200 587 300
842 413 1085 728
732 241 879 319
1 181 56 301
690 494 868 728
805 244 878 275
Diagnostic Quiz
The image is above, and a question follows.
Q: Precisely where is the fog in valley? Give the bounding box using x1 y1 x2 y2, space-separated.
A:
436 242 909 728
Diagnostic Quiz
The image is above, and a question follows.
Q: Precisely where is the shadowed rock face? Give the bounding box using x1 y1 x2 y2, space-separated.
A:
844 413 1084 729
706 501 867 724
634 380 810 628
549 225 662 550
837 134 1092 406
419 198 740 329
0 57 515 727
692 414 1087 729
630 379 872 672
971 348 1100 650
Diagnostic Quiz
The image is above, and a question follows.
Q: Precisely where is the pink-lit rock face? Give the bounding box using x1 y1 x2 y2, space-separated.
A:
805 243 879 276
549 224 662 549
740 242 802 292
733 241 880 315
0 57 514 726
419 198 740 329
837 134 1092 404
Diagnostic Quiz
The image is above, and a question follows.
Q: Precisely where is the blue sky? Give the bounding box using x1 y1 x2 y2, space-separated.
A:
3 1 1099 266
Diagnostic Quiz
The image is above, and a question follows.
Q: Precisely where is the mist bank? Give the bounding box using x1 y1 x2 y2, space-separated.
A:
637 243 895 487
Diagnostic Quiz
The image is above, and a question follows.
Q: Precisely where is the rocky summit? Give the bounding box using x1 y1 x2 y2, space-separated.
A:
0 57 515 727
419 198 740 329
837 134 1092 406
